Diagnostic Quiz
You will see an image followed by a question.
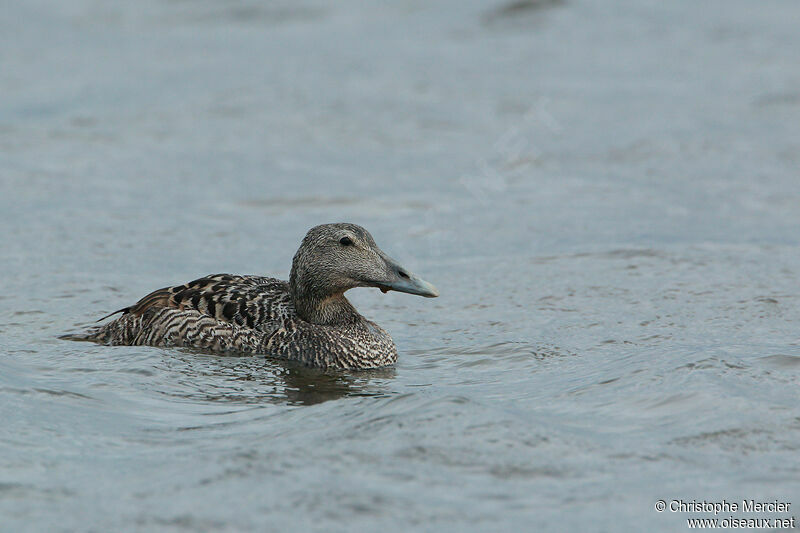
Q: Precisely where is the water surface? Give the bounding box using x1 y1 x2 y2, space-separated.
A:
2 0 800 531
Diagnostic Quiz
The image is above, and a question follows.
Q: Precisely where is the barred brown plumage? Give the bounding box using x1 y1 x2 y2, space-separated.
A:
62 223 439 369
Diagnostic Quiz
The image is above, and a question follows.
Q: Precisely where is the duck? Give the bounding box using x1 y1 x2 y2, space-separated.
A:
63 223 439 369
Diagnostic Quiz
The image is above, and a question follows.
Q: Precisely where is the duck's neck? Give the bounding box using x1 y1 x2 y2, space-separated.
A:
289 270 361 326
293 290 360 326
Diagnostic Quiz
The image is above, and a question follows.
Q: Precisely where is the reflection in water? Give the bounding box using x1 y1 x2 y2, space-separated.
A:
280 364 397 406
156 350 396 406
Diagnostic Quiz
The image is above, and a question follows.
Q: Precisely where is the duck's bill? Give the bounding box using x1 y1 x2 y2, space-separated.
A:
376 275 439 298
372 257 439 298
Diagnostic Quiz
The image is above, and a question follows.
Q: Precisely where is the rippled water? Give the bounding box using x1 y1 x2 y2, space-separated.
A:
2 0 800 531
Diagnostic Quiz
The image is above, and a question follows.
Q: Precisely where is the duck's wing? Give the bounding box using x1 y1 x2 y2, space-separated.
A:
103 274 293 332
78 306 271 354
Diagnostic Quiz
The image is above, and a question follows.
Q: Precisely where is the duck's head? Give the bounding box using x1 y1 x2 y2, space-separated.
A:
290 223 438 323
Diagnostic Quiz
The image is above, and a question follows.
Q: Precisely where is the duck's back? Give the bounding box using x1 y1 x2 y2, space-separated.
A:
120 274 294 331
76 274 293 352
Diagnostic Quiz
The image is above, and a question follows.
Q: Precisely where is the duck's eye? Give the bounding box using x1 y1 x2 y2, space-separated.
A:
339 236 353 246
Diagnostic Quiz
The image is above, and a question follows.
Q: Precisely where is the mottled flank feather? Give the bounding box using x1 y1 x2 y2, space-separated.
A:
63 224 438 369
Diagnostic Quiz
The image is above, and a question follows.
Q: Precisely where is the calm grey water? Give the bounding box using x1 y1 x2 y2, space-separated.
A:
2 0 800 531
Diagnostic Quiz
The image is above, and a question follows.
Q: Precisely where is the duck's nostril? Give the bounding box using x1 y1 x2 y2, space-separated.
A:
397 269 410 279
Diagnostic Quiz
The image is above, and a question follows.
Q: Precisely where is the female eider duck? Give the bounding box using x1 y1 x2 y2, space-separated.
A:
65 223 438 369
